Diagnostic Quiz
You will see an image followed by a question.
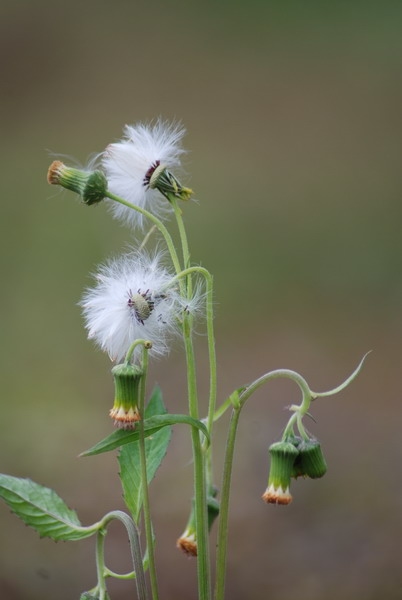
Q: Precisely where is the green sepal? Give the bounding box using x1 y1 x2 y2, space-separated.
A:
0 474 100 541
112 363 143 406
83 170 108 205
151 166 193 202
268 441 299 490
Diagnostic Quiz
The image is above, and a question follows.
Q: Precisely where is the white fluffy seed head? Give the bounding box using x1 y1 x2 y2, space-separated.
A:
102 119 186 230
80 251 189 362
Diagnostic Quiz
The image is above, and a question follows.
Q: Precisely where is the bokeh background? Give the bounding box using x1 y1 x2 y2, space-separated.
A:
1 1 401 599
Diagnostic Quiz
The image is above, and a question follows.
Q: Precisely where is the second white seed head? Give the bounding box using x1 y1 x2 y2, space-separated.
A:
80 251 200 362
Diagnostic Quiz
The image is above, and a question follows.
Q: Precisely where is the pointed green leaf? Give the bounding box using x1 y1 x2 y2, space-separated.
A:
81 409 209 457
118 387 171 522
0 474 98 541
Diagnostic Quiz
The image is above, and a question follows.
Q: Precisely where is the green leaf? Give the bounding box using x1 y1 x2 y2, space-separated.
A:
0 474 98 541
118 387 171 522
81 404 209 458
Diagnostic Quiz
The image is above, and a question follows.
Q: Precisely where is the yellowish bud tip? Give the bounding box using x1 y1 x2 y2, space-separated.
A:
180 186 193 201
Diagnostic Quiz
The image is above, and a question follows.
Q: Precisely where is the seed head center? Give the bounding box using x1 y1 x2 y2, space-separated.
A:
128 291 154 324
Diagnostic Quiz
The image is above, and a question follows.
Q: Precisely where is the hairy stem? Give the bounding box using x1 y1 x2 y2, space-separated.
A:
105 191 185 294
214 407 241 600
137 347 159 600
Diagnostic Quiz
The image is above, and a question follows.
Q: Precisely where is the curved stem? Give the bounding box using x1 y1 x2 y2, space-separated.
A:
124 338 152 366
282 412 298 439
105 191 184 293
312 352 370 398
215 358 367 599
95 529 108 600
215 369 311 600
104 567 135 580
239 369 312 410
163 266 217 437
100 510 148 600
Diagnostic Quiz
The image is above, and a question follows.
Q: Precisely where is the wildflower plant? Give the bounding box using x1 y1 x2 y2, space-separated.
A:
0 118 368 600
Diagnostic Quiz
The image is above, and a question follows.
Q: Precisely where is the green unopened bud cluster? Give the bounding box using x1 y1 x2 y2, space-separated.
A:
110 363 143 429
262 436 327 505
47 161 107 205
291 438 328 479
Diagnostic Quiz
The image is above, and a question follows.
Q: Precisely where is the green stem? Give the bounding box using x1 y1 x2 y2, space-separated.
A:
214 407 241 600
95 529 108 600
163 265 217 438
168 198 212 600
183 313 211 600
104 568 135 580
214 358 367 599
192 430 211 600
100 511 148 600
214 369 311 600
105 191 184 292
169 196 192 291
282 412 298 439
137 346 160 600
124 338 152 366
238 369 312 410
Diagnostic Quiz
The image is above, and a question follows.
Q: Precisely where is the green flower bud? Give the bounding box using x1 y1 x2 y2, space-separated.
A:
176 499 197 557
292 439 327 479
262 441 299 505
177 486 219 557
47 161 107 205
110 363 143 429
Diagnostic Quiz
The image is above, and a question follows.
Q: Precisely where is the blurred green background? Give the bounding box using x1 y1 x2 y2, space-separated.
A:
1 1 401 599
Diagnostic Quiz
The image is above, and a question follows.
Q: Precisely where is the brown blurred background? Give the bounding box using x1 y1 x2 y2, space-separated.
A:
1 1 401 599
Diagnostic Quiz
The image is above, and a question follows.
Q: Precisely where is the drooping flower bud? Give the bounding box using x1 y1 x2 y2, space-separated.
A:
292 438 327 479
176 499 197 557
176 486 220 557
110 363 143 429
262 441 299 505
47 161 107 205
